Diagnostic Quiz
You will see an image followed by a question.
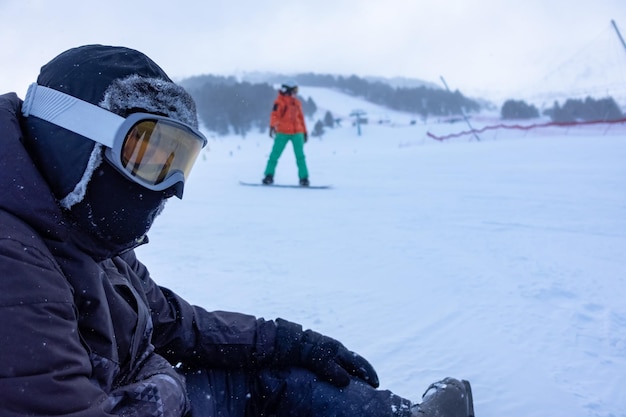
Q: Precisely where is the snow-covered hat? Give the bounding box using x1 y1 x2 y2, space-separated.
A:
23 44 198 208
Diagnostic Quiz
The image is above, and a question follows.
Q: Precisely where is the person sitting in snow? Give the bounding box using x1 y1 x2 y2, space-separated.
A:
0 44 474 417
262 80 311 187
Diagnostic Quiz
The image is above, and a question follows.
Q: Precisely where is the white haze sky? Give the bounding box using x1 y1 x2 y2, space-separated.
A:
1 0 625 101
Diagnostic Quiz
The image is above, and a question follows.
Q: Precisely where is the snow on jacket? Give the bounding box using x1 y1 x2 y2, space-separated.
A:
0 92 279 416
270 92 307 135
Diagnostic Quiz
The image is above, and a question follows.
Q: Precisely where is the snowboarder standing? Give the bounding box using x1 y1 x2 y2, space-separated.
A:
0 45 474 417
262 81 310 187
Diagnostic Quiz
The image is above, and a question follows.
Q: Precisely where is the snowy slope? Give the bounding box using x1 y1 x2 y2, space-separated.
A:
137 88 626 417
298 86 418 124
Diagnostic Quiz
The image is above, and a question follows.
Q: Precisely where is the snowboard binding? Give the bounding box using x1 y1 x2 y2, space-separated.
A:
411 377 474 417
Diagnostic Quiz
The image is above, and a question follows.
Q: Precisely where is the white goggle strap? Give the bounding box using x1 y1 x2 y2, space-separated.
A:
22 83 123 149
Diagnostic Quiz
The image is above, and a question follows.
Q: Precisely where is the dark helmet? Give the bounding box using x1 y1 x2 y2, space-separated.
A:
280 79 298 94
22 44 200 247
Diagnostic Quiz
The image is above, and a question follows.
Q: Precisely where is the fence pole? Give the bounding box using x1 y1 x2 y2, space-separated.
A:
440 76 481 141
611 20 626 56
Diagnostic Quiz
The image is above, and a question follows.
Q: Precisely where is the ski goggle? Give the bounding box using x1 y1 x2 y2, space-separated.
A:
22 83 207 198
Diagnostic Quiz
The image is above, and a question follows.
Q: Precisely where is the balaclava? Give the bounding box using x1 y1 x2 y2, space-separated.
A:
22 45 199 247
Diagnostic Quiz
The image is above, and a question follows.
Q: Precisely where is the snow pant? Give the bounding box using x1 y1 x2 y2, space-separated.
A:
184 367 412 417
264 133 309 180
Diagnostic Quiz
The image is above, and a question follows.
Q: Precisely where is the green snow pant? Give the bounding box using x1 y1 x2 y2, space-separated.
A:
264 132 309 179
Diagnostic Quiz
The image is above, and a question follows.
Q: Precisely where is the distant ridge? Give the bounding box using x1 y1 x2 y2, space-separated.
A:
234 71 439 90
363 76 440 90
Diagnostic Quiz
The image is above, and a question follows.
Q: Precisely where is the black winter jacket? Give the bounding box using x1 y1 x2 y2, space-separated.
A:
0 92 278 416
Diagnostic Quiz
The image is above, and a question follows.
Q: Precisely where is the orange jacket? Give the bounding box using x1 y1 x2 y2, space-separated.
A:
270 92 307 134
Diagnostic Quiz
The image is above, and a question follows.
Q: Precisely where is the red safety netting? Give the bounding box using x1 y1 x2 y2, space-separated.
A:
427 118 626 141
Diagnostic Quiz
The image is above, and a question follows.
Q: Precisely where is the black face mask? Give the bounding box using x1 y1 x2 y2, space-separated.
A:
68 160 167 246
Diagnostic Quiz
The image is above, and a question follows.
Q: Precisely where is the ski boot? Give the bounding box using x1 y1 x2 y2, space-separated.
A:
411 378 474 417
299 177 310 187
262 174 274 185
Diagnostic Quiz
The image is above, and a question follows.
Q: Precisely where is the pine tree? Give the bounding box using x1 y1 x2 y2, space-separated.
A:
323 111 335 128
311 120 325 137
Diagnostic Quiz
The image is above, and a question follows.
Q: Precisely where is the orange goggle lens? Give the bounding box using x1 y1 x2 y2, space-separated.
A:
120 119 204 186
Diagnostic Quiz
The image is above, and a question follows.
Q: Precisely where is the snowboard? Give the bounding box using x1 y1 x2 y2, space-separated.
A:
239 181 332 189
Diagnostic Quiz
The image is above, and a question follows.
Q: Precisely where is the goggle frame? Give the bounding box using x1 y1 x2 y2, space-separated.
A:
22 83 207 196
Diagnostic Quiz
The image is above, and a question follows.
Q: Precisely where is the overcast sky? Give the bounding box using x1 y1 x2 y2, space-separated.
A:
2 0 625 101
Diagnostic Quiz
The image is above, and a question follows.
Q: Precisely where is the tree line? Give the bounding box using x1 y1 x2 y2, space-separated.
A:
181 75 316 137
287 73 481 118
501 96 623 122
182 73 623 136
180 73 482 137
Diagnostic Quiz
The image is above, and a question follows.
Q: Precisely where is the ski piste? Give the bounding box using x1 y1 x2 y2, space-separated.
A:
239 181 332 189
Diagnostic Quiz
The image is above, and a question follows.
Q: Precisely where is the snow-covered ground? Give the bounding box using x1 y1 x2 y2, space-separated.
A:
136 88 626 417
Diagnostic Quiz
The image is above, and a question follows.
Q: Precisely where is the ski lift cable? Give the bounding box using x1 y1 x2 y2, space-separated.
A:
517 21 626 107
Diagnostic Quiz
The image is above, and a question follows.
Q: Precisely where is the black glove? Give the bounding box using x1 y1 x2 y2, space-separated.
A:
269 127 276 138
274 318 379 388
303 132 308 143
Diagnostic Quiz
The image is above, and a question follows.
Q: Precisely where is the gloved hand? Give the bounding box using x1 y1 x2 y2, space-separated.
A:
303 132 308 143
269 127 276 138
274 318 379 388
